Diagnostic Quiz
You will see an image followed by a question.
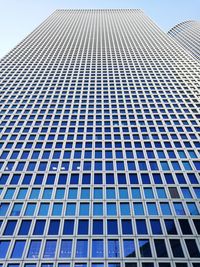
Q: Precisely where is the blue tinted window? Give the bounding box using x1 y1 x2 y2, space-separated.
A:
150 219 163 235
93 220 103 235
11 240 26 258
76 240 88 258
108 240 120 258
136 219 148 234
3 220 17 235
43 240 57 258
18 220 31 235
59 239 72 258
107 220 118 235
0 241 10 258
27 240 41 258
92 240 104 258
63 220 74 235
33 220 46 235
123 239 136 257
122 220 133 235
78 220 89 235
48 220 60 235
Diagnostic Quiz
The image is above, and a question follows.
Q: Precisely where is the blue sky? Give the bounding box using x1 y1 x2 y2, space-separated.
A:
0 0 200 58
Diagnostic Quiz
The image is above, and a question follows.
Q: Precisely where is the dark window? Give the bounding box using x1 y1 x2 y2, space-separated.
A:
150 219 163 235
193 219 200 234
142 263 154 267
175 264 187 267
136 219 148 234
93 220 103 235
48 220 60 235
178 219 192 234
63 220 74 235
107 220 118 235
139 239 152 257
164 219 177 235
33 220 46 235
125 264 137 267
185 239 200 258
78 220 88 235
18 220 31 235
122 219 133 235
170 239 184 257
3 220 17 235
168 187 180 198
154 239 168 257
159 264 171 267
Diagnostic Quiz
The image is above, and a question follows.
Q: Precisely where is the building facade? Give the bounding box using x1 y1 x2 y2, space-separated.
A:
168 20 200 61
0 9 200 267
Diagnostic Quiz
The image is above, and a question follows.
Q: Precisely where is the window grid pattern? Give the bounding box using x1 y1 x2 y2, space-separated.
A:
0 9 200 267
168 20 200 61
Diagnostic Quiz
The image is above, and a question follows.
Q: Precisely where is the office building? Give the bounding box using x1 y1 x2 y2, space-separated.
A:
0 9 200 267
168 20 200 61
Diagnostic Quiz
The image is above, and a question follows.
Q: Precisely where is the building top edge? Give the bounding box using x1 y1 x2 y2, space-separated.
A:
168 20 200 34
54 8 143 12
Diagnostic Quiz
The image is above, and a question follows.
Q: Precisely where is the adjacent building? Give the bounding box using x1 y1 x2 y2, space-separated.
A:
168 20 200 61
0 9 200 267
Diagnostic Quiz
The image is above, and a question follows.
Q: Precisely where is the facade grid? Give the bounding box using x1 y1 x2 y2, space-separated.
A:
168 20 200 61
0 9 200 267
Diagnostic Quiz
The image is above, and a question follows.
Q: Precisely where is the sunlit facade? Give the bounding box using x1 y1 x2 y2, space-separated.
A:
168 20 200 61
0 9 200 267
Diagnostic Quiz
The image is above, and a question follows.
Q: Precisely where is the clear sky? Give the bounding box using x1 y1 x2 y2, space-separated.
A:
0 0 200 59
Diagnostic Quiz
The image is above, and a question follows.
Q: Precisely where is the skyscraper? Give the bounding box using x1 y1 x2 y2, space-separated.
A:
0 9 200 267
168 20 200 61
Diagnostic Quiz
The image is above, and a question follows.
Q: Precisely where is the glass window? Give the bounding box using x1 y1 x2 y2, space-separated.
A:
147 203 158 215
38 203 49 216
134 203 144 215
93 220 103 235
92 239 104 258
170 239 184 257
106 188 115 199
154 239 168 257
11 240 26 258
164 220 177 235
24 203 36 216
120 203 130 216
122 219 133 235
93 203 103 216
59 239 72 258
3 220 17 235
48 220 60 235
68 188 78 199
52 203 63 216
79 203 89 216
75 240 88 258
66 203 76 216
43 240 57 258
33 220 46 235
108 239 120 258
10 203 22 216
185 239 200 258
107 220 118 235
136 219 148 234
63 220 74 235
27 240 41 258
150 219 163 235
107 203 117 216
160 203 172 215
18 220 31 235
0 240 10 258
123 239 136 257
139 239 152 257
78 220 89 235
